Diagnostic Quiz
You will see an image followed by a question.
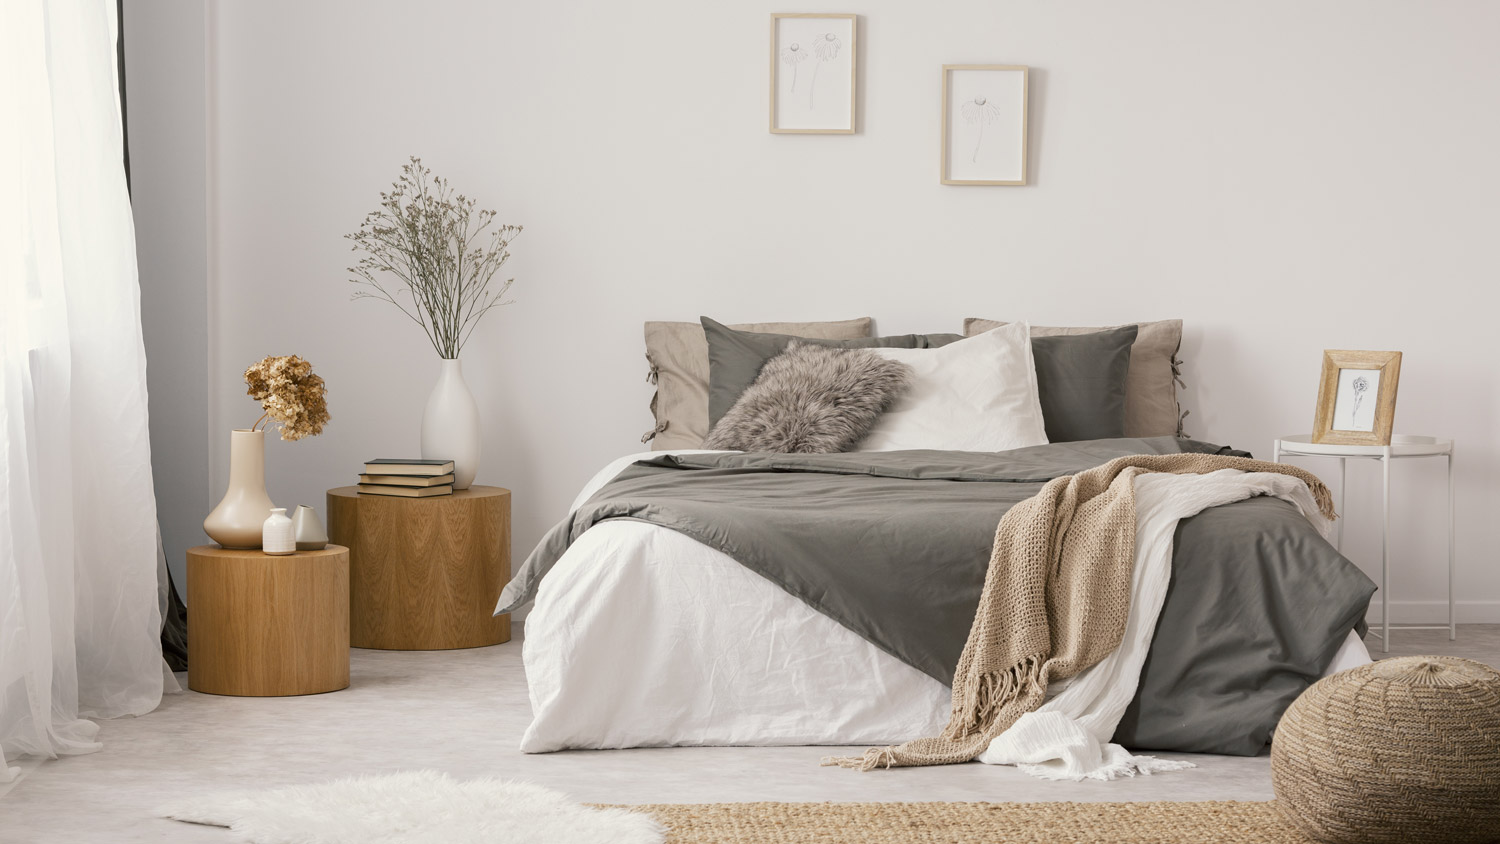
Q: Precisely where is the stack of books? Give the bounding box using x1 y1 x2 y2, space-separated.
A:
358 459 456 497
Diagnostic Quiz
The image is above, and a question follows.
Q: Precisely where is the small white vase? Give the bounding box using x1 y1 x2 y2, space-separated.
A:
421 358 481 490
203 429 276 549
262 508 295 555
292 504 328 551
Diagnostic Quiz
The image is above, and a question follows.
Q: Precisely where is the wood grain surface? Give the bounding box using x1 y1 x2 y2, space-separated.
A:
327 486 511 650
186 545 350 696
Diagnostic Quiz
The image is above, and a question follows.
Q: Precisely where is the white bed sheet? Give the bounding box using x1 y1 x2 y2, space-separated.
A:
519 452 1371 753
522 520 952 752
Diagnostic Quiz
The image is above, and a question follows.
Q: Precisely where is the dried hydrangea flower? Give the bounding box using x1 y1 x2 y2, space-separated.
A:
243 355 330 441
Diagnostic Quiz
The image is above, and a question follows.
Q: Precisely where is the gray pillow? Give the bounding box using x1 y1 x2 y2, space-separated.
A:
702 316 962 430
1031 325 1138 442
704 342 912 453
965 318 1184 437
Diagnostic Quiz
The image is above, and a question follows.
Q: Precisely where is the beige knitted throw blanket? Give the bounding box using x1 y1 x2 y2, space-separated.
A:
825 453 1337 771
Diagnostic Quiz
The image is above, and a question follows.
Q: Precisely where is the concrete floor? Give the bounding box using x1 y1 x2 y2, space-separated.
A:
3 626 1496 843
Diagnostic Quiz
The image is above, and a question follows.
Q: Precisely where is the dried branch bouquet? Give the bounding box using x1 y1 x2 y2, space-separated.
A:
346 157 522 359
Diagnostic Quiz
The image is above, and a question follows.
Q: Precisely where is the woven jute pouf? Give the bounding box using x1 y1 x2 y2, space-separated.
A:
1271 655 1500 844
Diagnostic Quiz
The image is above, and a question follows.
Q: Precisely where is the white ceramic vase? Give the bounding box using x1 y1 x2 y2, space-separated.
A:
421 358 481 490
262 508 295 555
203 429 276 549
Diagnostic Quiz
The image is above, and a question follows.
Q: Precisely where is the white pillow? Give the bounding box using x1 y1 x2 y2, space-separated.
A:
857 322 1048 452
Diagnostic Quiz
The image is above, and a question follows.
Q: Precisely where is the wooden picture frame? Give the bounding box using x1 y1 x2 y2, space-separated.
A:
1312 350 1403 446
769 13 857 134
941 64 1029 185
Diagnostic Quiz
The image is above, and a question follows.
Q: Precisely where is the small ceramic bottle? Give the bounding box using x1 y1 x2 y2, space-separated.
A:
262 508 295 556
292 504 328 551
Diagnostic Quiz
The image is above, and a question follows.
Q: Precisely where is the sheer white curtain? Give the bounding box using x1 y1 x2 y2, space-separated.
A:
1 0 171 781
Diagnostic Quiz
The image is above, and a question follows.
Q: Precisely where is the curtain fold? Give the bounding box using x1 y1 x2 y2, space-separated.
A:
1 0 168 781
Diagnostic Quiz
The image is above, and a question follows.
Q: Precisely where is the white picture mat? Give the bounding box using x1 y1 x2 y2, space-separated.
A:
1332 368 1381 432
773 16 854 131
945 68 1026 183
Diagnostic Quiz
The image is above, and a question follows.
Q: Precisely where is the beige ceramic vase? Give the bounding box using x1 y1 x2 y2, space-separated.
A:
203 429 275 549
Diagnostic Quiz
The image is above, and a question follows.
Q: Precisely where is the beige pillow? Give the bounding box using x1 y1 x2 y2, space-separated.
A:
644 318 873 450
964 318 1184 438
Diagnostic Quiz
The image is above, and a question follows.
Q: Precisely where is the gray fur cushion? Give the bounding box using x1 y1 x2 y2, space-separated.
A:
704 342 911 453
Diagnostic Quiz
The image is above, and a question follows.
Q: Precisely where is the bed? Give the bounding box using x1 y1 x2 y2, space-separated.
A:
499 318 1378 764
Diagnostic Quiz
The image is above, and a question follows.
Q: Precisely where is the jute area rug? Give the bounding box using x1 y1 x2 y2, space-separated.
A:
625 801 1311 844
160 771 1312 843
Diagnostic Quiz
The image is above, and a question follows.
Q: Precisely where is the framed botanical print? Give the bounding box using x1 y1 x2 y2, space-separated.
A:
941 64 1028 185
1312 349 1403 445
770 13 857 134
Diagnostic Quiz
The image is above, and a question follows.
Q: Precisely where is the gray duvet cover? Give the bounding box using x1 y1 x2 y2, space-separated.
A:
499 437 1375 756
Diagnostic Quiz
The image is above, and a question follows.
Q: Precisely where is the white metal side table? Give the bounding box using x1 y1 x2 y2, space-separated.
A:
1272 434 1455 653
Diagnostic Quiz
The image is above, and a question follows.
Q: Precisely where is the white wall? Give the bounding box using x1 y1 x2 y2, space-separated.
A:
125 0 209 591
142 1 1500 620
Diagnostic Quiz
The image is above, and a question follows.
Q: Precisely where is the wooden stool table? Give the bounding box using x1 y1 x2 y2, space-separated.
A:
327 486 511 650
186 545 350 696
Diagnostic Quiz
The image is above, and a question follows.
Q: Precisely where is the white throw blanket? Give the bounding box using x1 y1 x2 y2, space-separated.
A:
977 469 1336 781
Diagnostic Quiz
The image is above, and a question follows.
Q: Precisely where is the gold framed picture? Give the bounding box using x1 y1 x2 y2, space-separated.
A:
769 13 857 134
1312 350 1403 446
941 64 1029 185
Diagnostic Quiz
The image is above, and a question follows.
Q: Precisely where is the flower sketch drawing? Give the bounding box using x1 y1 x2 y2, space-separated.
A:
1332 368 1381 433
1350 375 1370 421
771 17 854 132
808 32 842 107
781 42 807 92
961 94 1005 163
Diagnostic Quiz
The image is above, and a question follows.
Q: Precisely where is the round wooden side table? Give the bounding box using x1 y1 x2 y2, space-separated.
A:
186 545 350 696
327 486 511 650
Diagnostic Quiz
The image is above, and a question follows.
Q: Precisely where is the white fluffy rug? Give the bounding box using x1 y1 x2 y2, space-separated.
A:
157 770 665 844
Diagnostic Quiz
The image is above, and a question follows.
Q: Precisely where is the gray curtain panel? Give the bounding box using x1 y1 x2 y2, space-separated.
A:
117 0 188 670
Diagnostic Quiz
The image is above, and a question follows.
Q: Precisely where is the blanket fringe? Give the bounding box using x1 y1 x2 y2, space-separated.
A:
1311 484 1338 523
821 656 1050 772
946 655 1047 742
821 747 897 772
1018 754 1197 783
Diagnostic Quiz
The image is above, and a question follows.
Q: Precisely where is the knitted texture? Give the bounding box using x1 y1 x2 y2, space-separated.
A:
1271 655 1500 844
827 453 1337 771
